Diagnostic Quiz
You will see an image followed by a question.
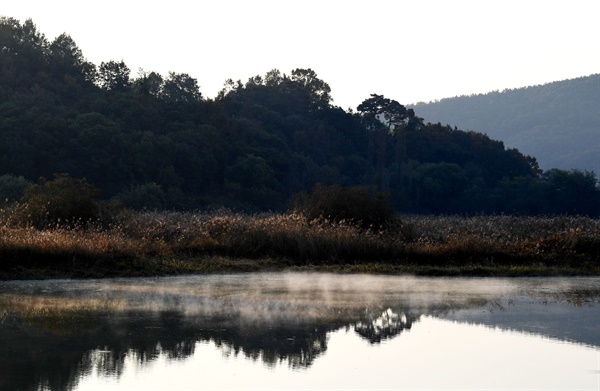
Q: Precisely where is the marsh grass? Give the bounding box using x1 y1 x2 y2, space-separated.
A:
1 209 599 279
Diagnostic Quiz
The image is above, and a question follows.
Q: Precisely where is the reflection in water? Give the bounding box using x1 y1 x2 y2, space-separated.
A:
0 274 598 391
354 308 418 343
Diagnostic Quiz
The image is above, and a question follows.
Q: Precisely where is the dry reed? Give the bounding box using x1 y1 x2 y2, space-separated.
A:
1 209 599 278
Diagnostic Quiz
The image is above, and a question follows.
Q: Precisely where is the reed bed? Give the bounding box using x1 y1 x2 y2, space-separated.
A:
399 214 600 261
1 209 599 279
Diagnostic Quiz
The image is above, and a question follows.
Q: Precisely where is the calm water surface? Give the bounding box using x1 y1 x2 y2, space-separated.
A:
0 273 598 390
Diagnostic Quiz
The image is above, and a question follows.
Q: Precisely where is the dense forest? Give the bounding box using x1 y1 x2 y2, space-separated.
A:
1 17 599 215
410 74 600 176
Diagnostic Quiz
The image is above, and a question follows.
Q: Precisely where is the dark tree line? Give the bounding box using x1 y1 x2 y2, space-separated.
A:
1 17 598 215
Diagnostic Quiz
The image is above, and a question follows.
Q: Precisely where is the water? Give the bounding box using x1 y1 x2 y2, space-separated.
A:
0 273 598 390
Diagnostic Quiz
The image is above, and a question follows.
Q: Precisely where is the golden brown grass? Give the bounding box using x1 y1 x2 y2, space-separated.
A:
1 209 599 279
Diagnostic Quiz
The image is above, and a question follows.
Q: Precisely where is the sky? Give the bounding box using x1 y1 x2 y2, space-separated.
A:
3 0 599 110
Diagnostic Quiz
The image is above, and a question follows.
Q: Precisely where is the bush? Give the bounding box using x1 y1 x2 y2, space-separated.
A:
0 174 33 206
291 183 395 229
18 173 102 228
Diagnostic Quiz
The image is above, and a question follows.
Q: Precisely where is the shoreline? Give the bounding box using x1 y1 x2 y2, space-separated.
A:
2 212 599 280
2 255 599 281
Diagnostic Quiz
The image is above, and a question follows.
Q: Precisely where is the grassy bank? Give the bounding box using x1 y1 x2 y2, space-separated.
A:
1 210 599 279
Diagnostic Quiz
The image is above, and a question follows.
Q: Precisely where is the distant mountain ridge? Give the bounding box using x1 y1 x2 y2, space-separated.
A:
410 74 600 176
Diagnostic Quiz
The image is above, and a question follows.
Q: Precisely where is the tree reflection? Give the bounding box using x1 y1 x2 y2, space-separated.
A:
0 276 598 391
0 302 458 391
354 308 420 343
205 324 333 368
0 306 347 391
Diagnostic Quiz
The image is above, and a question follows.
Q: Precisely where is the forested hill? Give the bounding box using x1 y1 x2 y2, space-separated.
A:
410 74 600 176
1 17 598 215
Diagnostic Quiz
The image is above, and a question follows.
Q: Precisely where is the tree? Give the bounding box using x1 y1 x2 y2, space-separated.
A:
403 108 425 131
290 68 332 109
245 74 264 87
20 18 47 54
357 94 408 132
19 174 102 228
133 69 164 97
216 78 243 99
98 60 131 91
356 95 404 189
117 182 166 210
264 68 283 86
0 174 32 206
225 154 283 209
0 17 21 53
49 33 95 82
161 71 202 102
539 169 600 215
415 162 468 212
291 183 395 229
0 17 49 83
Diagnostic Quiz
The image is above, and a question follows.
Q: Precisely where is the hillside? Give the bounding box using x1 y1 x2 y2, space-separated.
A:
0 17 598 216
410 74 600 175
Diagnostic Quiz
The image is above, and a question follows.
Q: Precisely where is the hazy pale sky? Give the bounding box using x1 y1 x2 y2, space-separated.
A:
3 0 599 109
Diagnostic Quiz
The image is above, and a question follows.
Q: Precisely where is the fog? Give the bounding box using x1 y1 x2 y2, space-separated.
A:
3 273 598 325
1 273 598 391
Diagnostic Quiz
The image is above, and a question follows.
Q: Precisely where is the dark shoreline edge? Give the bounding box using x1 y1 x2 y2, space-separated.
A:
2 254 599 281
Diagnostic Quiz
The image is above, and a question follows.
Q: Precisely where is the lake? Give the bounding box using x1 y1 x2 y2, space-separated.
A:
0 273 598 390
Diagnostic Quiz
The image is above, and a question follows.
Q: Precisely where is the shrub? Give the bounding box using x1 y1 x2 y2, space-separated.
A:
18 173 102 228
0 174 33 206
291 183 395 229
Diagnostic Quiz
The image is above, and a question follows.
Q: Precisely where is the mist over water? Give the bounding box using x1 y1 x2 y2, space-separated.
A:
0 273 561 312
2 273 599 343
0 273 598 391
